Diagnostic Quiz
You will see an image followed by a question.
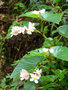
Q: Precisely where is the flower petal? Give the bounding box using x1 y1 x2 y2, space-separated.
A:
34 80 38 83
30 78 33 81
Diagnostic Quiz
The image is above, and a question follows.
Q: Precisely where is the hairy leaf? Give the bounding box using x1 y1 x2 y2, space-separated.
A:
57 25 68 38
51 46 68 61
11 56 44 80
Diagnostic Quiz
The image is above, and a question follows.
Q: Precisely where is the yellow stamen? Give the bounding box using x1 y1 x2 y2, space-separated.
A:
29 29 31 31
21 29 23 31
16 27 18 29
38 71 40 73
34 77 36 80
31 25 33 27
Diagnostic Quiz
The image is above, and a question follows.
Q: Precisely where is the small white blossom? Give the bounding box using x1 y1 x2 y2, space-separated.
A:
33 10 39 14
33 9 45 14
26 22 35 34
12 26 20 31
49 48 54 53
28 22 35 30
11 30 19 36
20 69 29 81
19 26 27 34
43 48 48 52
11 26 20 36
27 28 34 34
39 9 45 13
30 73 40 83
35 69 42 75
34 69 42 78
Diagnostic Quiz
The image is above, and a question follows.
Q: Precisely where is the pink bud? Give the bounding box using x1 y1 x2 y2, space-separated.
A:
16 18 23 21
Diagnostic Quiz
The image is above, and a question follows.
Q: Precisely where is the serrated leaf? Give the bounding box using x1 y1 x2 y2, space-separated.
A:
42 38 54 48
24 48 49 58
41 12 61 24
54 69 67 80
57 25 68 38
39 5 53 10
41 75 56 82
11 56 44 80
19 11 39 18
51 46 68 61
43 83 54 90
23 81 36 90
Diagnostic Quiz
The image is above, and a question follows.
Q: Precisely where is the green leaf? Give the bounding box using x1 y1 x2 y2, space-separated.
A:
19 11 61 24
51 46 68 61
56 0 61 3
52 30 58 35
42 38 54 48
10 87 17 90
57 25 68 38
34 23 40 26
23 81 36 90
43 83 54 90
11 56 44 80
14 7 18 10
5 26 13 39
54 69 67 80
38 5 53 10
43 26 48 34
9 0 12 3
24 48 49 58
14 2 25 9
41 12 61 24
41 75 56 82
19 11 40 18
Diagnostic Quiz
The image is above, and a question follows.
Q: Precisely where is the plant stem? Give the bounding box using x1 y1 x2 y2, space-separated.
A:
51 23 54 36
41 21 43 32
35 30 47 39
56 36 62 44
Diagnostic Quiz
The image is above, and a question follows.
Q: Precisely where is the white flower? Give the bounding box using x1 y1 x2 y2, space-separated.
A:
11 30 19 36
49 48 54 53
27 30 32 34
33 10 39 14
20 69 29 81
43 48 48 52
34 69 42 78
39 9 45 13
26 22 35 34
28 22 35 30
12 26 20 31
33 9 45 14
11 26 20 36
30 73 40 83
27 28 34 34
35 69 42 75
19 26 27 34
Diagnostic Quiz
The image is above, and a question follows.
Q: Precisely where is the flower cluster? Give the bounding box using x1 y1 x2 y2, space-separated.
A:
20 69 42 84
11 22 35 37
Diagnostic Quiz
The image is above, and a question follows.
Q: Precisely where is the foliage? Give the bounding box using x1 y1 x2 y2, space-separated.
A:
0 0 68 90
